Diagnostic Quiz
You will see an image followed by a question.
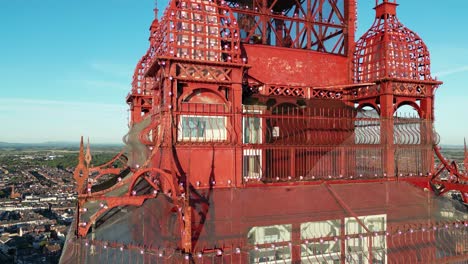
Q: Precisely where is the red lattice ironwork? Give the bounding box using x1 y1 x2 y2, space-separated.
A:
65 0 468 262
226 0 351 55
392 82 427 97
175 62 234 83
353 0 432 83
146 0 243 70
430 146 468 204
63 220 468 263
252 84 348 100
265 84 306 97
127 49 155 125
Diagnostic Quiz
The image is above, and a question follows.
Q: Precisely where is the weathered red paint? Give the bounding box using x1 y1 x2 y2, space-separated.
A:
65 0 468 263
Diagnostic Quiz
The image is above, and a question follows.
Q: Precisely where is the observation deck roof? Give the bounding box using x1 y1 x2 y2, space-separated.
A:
61 181 467 263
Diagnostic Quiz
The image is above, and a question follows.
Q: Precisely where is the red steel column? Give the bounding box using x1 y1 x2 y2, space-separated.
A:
420 96 434 174
380 83 395 177
345 0 357 82
232 67 244 187
291 223 301 263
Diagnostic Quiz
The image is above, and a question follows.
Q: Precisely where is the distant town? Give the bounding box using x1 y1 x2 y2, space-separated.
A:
0 143 465 263
0 143 121 264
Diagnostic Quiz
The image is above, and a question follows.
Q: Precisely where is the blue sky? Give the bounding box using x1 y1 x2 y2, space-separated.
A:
0 0 466 144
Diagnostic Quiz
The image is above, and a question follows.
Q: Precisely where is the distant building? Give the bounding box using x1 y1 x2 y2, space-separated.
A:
43 243 61 255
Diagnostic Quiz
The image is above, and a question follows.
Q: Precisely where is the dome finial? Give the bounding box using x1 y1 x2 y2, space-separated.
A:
154 0 159 19
375 0 398 18
149 0 159 43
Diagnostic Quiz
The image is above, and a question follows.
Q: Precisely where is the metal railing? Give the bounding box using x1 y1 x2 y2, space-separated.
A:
168 104 434 181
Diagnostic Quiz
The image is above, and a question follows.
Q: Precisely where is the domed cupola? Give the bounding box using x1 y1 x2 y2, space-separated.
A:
353 0 432 83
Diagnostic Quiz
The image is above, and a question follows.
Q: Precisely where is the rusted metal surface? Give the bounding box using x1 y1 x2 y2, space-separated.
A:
63 0 468 263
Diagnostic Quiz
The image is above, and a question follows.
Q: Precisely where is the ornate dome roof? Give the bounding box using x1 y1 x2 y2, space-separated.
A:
353 0 432 83
148 0 242 63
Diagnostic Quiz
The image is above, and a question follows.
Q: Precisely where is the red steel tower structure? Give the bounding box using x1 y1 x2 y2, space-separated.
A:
62 0 468 263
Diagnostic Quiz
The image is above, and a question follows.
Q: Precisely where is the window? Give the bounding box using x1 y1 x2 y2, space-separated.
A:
301 220 341 264
243 115 262 144
299 215 387 264
243 149 262 180
247 224 292 263
178 115 226 142
345 215 387 264
243 111 263 180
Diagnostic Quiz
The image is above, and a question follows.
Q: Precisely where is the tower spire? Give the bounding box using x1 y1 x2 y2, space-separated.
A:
149 0 159 43
78 136 85 165
74 136 89 194
85 137 92 168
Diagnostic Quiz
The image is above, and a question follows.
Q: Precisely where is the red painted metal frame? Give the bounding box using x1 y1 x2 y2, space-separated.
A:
69 0 468 262
353 1 432 83
225 0 354 55
65 219 468 263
